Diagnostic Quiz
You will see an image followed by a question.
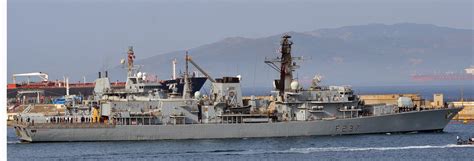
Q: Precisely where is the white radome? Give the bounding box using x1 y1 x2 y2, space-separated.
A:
290 80 299 90
194 91 201 99
137 72 142 78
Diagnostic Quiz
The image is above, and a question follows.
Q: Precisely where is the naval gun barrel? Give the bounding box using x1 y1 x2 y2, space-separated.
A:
186 55 216 83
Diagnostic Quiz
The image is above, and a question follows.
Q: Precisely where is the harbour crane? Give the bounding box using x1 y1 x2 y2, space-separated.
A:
12 72 49 84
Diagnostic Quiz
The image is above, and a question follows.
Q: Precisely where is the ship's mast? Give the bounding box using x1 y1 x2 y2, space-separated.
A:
264 34 300 101
127 46 135 77
279 34 293 94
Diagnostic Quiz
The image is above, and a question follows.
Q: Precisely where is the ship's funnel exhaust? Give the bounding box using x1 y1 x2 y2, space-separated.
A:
66 77 69 96
98 72 102 78
172 58 177 80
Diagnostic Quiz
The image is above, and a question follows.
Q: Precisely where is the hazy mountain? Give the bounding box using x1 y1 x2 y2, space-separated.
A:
105 23 473 88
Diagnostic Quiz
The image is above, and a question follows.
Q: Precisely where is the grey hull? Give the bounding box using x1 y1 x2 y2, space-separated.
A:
15 108 461 142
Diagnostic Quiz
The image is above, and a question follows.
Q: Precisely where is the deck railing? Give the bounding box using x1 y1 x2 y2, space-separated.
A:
12 122 116 129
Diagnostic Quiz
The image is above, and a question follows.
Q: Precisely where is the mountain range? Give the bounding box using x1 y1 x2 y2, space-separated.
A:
105 23 473 88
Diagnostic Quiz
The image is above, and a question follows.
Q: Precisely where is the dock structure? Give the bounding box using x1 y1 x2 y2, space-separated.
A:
359 93 474 121
452 101 474 120
359 94 424 107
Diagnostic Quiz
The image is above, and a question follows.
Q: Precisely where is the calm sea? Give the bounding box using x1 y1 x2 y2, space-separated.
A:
7 123 474 161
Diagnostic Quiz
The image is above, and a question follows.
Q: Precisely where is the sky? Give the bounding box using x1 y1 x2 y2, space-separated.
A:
7 0 473 82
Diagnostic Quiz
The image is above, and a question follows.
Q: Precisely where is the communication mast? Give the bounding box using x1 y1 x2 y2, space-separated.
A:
127 46 136 76
265 34 303 100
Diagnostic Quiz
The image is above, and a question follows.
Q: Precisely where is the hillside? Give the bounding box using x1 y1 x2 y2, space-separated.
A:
106 23 474 88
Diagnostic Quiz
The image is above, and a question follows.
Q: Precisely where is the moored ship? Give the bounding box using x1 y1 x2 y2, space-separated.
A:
7 47 207 101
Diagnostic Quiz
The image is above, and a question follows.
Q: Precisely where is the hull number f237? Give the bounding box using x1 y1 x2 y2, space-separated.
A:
335 124 360 133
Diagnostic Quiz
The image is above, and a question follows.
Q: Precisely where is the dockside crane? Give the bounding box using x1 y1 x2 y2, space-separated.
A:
185 53 216 83
12 72 49 84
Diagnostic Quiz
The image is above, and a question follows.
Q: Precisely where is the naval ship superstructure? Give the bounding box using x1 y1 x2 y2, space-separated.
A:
13 35 463 142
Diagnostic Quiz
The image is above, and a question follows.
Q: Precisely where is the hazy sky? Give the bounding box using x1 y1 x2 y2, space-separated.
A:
7 0 473 82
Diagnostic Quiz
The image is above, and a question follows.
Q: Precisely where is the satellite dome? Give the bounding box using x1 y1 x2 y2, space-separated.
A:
194 91 201 99
290 80 299 90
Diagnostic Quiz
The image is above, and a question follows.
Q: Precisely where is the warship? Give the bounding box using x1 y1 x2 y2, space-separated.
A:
13 35 463 142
